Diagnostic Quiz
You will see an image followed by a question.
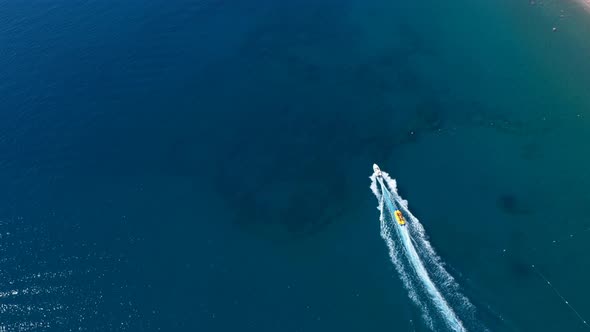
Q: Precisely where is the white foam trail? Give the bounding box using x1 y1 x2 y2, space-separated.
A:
381 172 477 315
371 172 470 331
374 185 435 329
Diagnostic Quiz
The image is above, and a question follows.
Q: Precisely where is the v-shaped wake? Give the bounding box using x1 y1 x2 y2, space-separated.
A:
370 165 482 331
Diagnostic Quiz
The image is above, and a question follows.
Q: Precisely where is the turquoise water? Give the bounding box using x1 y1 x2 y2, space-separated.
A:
1 0 590 330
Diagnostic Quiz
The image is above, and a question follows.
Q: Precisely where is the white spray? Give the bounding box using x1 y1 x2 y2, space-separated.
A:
371 170 478 331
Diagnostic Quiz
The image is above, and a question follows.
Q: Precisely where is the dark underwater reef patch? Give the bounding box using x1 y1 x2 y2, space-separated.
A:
506 256 534 281
433 102 557 140
212 108 359 240
396 22 438 58
415 101 444 132
362 97 555 150
460 105 557 138
211 104 445 240
216 155 349 240
397 99 445 144
497 194 531 216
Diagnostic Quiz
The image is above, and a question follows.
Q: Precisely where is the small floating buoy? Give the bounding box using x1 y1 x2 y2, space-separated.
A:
552 27 558 32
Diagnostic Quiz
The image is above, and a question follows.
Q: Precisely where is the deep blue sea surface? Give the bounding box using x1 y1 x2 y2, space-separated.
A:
1 0 590 331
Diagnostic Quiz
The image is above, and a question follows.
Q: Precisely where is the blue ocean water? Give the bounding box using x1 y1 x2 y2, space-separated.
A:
1 0 590 331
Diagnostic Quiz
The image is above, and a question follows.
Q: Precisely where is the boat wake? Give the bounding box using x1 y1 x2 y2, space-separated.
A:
370 169 483 331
